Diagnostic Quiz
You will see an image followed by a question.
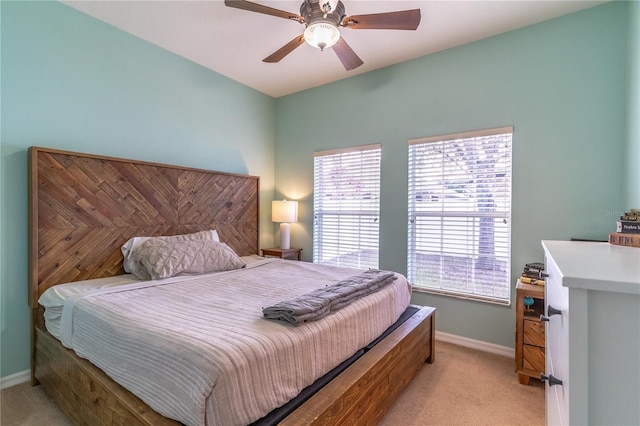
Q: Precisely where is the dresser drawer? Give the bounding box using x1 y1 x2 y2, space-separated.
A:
523 344 545 373
523 318 545 347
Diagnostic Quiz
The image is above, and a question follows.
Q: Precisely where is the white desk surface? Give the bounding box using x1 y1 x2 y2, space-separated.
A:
542 240 640 295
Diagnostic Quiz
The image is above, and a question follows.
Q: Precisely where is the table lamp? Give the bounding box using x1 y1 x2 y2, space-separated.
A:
272 200 298 249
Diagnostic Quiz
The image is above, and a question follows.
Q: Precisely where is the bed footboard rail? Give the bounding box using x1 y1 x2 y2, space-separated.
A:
35 325 179 426
281 305 436 425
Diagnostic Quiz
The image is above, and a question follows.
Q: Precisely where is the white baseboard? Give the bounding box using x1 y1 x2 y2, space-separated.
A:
436 331 515 358
0 369 30 389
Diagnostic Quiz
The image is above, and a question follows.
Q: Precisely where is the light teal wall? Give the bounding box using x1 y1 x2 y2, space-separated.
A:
626 0 640 208
0 1 276 378
275 2 629 347
1 0 634 380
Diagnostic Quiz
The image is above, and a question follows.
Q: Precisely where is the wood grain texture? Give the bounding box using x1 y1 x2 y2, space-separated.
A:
282 306 435 426
29 146 259 308
523 345 545 374
523 319 545 347
515 281 545 385
35 326 178 426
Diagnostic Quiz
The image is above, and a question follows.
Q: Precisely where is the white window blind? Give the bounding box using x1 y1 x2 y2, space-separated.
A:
407 127 513 304
313 144 381 268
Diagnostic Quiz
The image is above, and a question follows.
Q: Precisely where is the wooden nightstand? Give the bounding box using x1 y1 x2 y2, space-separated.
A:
515 280 545 385
261 247 302 261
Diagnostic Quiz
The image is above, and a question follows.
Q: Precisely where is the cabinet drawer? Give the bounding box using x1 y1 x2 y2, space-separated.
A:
523 344 545 373
523 319 545 347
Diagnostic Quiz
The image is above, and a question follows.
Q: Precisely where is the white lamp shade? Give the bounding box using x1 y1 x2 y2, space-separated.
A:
272 200 298 223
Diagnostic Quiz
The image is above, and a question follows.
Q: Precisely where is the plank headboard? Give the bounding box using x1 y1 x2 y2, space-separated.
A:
28 146 260 309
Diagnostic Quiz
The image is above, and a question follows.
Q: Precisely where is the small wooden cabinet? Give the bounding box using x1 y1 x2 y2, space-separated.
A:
515 280 545 385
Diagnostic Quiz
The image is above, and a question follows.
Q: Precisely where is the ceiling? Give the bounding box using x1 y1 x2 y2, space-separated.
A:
62 0 607 98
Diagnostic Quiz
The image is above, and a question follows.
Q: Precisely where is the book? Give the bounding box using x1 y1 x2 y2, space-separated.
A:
616 221 640 234
522 270 548 279
620 209 640 222
608 232 640 248
523 265 544 275
520 261 546 285
520 276 545 286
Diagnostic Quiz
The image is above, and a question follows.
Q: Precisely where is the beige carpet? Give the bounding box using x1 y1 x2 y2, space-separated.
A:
378 341 544 425
1 341 544 426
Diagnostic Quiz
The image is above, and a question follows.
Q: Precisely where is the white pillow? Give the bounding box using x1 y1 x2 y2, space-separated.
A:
131 239 245 280
121 230 219 274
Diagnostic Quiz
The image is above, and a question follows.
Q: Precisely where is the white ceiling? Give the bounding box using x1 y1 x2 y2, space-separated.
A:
62 0 607 98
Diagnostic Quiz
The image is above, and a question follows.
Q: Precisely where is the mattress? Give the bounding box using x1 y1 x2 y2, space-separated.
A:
39 255 266 340
39 258 411 426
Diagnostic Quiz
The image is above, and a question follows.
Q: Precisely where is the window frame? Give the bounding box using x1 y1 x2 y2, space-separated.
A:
313 144 382 269
407 126 513 305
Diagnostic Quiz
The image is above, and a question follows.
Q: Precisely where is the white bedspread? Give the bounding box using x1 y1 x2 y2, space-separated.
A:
55 258 411 426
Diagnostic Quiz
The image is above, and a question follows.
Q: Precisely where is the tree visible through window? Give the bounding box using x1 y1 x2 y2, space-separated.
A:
313 144 381 268
407 127 513 304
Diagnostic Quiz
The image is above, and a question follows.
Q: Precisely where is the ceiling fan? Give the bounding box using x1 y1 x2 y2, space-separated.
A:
224 0 421 71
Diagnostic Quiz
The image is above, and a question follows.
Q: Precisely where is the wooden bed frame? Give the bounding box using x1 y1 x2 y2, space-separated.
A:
28 146 436 425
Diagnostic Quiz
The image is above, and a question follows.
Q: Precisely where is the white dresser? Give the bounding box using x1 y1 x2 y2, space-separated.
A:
542 241 640 426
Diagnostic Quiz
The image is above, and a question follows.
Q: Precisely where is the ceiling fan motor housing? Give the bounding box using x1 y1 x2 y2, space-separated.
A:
300 0 345 24
301 0 345 50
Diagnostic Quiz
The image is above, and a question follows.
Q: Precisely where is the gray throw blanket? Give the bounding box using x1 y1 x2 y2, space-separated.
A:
263 269 397 325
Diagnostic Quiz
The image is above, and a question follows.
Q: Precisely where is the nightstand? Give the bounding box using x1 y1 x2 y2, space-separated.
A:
261 247 302 261
515 280 545 385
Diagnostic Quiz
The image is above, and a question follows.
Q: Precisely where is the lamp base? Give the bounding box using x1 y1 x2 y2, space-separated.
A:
279 222 291 249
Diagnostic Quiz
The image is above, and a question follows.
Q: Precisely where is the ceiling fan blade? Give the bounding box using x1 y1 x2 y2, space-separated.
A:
333 37 363 71
263 35 305 63
342 9 421 30
224 0 303 23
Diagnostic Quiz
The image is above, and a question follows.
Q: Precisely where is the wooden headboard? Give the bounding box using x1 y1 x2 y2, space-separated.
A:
28 147 260 309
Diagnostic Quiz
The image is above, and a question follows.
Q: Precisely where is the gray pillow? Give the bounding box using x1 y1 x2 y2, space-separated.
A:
131 239 245 280
121 230 220 274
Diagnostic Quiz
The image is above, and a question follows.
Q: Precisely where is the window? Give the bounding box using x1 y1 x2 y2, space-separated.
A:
407 127 513 304
313 144 381 268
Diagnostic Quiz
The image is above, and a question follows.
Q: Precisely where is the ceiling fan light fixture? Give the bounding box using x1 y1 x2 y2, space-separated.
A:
304 22 340 51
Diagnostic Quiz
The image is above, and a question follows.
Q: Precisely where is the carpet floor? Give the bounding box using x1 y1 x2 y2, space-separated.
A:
1 341 544 425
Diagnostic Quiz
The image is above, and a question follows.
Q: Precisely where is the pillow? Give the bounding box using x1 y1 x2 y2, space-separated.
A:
121 230 219 274
130 239 245 280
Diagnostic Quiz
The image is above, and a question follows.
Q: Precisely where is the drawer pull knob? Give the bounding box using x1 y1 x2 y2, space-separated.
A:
540 373 563 387
540 305 562 322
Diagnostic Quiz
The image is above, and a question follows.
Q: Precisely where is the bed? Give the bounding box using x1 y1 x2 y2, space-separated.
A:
28 146 436 425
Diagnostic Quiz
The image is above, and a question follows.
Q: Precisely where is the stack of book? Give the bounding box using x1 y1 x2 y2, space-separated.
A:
609 209 640 248
520 262 547 286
